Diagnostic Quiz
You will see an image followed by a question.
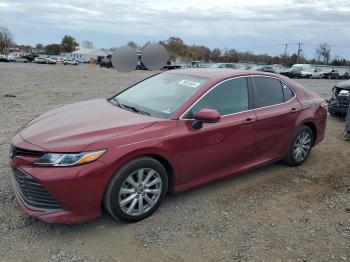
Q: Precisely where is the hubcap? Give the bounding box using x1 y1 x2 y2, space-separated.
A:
118 168 162 216
292 131 312 162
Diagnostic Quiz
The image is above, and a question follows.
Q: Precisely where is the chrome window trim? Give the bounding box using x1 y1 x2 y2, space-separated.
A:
179 75 296 120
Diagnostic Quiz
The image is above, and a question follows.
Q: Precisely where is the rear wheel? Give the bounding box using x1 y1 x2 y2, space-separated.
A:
343 131 350 141
284 126 313 166
104 157 168 222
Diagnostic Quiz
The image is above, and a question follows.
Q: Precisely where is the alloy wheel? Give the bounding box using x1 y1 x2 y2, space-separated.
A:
118 168 162 216
292 131 312 162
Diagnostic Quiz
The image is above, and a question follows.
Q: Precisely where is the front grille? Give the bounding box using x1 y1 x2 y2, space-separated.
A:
12 168 62 211
10 145 44 159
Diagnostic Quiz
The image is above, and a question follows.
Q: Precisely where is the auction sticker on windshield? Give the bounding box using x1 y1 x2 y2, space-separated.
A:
178 79 201 88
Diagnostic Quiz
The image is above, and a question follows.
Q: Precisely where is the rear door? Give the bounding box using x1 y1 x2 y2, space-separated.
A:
251 76 302 163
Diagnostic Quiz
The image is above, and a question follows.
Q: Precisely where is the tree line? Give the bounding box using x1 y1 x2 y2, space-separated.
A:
0 27 81 55
34 35 80 55
127 37 349 67
1 26 349 66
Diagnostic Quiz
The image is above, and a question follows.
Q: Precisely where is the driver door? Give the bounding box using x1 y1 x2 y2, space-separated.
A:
176 77 256 188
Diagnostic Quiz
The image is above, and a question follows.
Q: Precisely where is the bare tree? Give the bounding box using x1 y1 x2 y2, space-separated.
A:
211 48 221 62
127 41 138 49
35 43 44 49
82 40 94 49
316 43 331 64
0 27 13 54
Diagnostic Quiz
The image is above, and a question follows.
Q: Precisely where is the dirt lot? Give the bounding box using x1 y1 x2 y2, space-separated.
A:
0 63 349 262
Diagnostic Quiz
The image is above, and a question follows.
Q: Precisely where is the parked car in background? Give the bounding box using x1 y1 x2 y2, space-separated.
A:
23 54 38 62
76 58 89 64
13 58 29 63
64 59 79 65
300 69 313 78
45 58 57 64
34 57 47 64
211 63 236 69
163 64 182 70
9 69 327 223
100 57 113 68
339 71 350 80
328 80 350 117
279 67 302 78
310 68 323 79
273 65 288 74
0 55 10 62
320 69 339 79
7 56 17 62
255 65 275 73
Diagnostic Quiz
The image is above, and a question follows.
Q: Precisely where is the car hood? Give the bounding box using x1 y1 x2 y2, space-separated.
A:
335 80 350 89
20 99 158 152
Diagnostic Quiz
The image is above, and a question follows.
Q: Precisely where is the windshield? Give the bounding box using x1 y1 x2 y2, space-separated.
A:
113 73 208 119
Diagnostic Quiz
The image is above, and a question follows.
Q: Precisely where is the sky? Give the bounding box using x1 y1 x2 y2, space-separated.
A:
1 0 350 59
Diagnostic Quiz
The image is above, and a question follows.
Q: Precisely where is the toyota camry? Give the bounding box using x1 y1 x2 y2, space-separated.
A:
9 69 327 223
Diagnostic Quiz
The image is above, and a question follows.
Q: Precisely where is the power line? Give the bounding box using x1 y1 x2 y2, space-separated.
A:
234 43 350 51
235 44 286 50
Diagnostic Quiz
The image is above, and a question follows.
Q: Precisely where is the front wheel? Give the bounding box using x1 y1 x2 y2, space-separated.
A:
104 157 168 222
284 126 313 166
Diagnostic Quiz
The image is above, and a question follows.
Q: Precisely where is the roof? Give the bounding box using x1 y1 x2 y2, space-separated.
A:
166 68 279 80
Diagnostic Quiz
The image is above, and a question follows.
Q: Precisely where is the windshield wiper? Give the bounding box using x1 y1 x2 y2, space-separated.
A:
120 103 151 116
111 98 150 116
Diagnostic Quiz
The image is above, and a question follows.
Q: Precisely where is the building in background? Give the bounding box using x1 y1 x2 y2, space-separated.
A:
62 48 113 62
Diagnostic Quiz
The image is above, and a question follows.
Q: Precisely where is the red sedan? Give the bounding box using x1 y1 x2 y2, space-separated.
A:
9 69 327 223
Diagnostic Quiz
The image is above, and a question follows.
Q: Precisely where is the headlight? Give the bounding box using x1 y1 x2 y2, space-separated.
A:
34 150 106 167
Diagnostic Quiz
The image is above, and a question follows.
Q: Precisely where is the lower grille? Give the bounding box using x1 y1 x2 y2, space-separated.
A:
12 168 62 211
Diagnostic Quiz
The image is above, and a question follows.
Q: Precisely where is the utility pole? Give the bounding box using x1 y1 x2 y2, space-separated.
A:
284 43 288 66
297 42 302 63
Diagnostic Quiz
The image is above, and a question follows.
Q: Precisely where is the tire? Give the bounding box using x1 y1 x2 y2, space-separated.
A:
104 157 168 222
343 131 350 141
284 126 313 166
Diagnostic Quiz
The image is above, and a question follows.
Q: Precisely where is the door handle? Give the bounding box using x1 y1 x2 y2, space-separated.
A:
242 117 256 124
289 107 300 113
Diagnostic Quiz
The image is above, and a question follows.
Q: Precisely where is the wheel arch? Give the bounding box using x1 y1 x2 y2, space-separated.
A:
299 121 317 146
105 149 177 196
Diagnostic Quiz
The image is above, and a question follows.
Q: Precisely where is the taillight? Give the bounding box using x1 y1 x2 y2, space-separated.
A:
320 100 328 109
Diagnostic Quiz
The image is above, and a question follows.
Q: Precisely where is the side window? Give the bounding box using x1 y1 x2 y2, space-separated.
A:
253 77 284 108
185 78 249 118
282 83 294 101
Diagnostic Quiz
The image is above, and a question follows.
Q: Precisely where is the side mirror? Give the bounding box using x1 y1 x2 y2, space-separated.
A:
192 109 220 129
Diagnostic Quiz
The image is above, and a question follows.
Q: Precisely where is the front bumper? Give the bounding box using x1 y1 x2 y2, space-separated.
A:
328 99 349 115
9 135 115 224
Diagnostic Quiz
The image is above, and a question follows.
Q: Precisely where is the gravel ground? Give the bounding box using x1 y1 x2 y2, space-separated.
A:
0 63 349 262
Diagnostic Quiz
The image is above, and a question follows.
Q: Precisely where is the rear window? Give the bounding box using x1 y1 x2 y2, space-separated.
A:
282 84 294 101
253 77 284 108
